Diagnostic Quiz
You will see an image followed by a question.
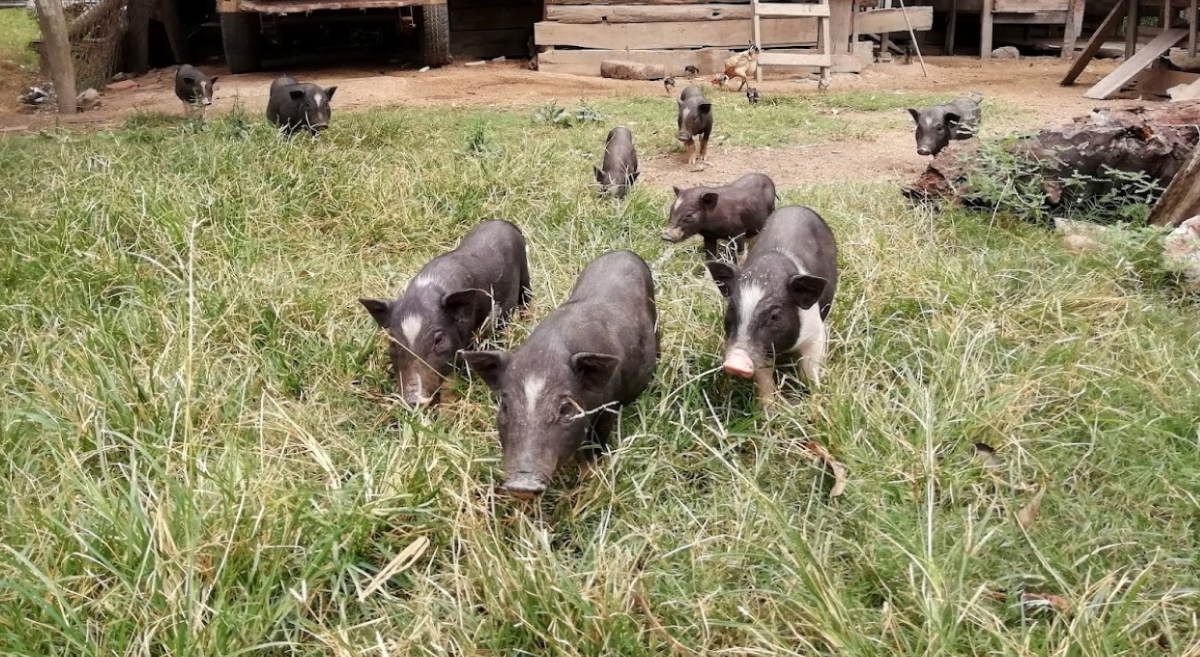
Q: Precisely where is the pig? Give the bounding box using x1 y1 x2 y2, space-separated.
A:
907 96 982 156
594 126 639 200
266 76 338 136
461 250 658 499
706 205 838 409
677 85 713 165
174 64 216 114
662 173 776 261
359 220 532 407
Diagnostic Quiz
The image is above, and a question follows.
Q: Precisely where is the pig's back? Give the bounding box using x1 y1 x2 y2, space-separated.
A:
754 206 839 315
414 220 526 305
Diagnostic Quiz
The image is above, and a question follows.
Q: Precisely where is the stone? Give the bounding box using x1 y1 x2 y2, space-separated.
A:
991 46 1021 60
107 79 139 91
76 88 101 111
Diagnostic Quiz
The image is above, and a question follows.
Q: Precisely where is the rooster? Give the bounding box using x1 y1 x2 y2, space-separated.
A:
722 42 760 92
664 76 676 95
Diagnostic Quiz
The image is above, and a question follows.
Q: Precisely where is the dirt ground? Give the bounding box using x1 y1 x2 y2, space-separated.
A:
1 55 1137 186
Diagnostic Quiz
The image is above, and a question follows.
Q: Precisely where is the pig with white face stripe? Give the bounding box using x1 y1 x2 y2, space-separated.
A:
359 220 531 407
267 76 338 136
462 251 658 499
706 206 838 408
174 65 217 115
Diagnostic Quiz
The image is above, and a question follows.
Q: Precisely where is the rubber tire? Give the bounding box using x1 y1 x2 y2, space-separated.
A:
420 4 451 68
220 13 262 74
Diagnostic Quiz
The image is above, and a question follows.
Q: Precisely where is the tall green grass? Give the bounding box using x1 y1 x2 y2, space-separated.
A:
1 96 1198 657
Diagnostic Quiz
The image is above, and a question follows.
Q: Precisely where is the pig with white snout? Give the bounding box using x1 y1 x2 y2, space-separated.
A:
706 206 838 408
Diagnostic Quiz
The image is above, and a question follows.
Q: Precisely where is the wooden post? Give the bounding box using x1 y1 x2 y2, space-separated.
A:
1191 0 1198 56
125 0 152 75
879 0 891 61
1062 0 1084 58
34 0 75 114
981 0 994 58
1163 0 1172 29
752 0 762 82
158 0 189 64
1149 143 1200 227
1126 0 1139 59
946 0 958 56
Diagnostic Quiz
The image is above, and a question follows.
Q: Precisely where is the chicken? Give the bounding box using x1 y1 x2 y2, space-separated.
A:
746 87 760 104
664 76 676 95
722 43 760 92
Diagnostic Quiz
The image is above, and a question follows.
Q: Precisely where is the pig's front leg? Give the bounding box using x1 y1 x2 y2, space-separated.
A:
698 132 710 162
686 140 697 165
796 310 828 388
703 237 719 261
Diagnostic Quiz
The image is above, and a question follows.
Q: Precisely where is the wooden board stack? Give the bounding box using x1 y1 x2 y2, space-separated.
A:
535 0 934 77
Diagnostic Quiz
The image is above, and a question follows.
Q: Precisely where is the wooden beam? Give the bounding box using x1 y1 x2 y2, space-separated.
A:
1084 28 1188 99
537 48 861 76
1129 67 1200 95
981 0 994 57
757 3 831 17
753 0 763 82
1191 0 1198 56
993 0 1067 11
854 6 933 32
759 51 833 66
547 0 747 3
535 18 818 49
1061 0 1083 58
1148 144 1200 227
546 4 752 23
239 0 442 9
1060 0 1127 85
994 10 1067 23
828 0 852 54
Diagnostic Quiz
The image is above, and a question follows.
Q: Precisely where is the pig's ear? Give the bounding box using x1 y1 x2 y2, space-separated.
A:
788 275 827 310
944 111 961 129
324 86 338 101
359 298 392 328
698 103 713 115
672 185 682 197
210 76 219 85
701 192 719 211
706 261 737 297
443 289 489 324
289 88 306 100
181 75 196 85
629 171 640 184
593 166 604 183
570 352 620 392
461 350 508 391
907 108 920 123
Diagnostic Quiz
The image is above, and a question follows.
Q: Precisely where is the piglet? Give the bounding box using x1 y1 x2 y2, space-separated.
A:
907 96 981 156
662 173 776 260
462 251 658 499
706 205 838 409
267 76 338 136
359 220 532 407
677 85 713 165
594 126 639 200
174 64 216 114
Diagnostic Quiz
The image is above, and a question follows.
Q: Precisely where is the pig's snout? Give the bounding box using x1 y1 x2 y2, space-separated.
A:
917 146 932 156
661 228 683 243
401 390 435 407
676 131 692 143
502 473 547 500
722 348 756 379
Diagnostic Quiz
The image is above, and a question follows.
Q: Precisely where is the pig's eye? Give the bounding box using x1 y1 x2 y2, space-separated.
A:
431 331 450 352
766 306 784 324
558 399 577 421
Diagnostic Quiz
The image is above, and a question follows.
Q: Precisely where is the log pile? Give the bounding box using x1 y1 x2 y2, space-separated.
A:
903 101 1200 225
534 0 933 77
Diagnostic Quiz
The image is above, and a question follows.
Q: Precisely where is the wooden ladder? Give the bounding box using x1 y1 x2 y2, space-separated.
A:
752 0 833 84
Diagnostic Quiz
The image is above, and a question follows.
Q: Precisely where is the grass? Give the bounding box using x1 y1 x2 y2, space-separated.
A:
0 7 37 69
1 93 1199 657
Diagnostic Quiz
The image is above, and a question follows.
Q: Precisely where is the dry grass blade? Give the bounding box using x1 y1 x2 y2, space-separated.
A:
806 440 848 498
359 536 430 601
634 589 698 657
1017 485 1047 530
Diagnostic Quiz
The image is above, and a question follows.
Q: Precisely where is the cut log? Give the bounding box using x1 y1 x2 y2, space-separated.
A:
600 59 666 80
547 4 751 22
547 0 748 3
1149 140 1200 226
534 18 818 49
904 102 1200 209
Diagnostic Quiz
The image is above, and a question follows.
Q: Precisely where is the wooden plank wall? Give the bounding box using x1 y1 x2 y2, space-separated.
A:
451 0 542 60
535 0 932 77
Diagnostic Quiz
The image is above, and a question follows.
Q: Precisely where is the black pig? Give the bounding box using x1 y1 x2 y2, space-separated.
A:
462 251 658 499
174 64 216 114
594 126 639 199
907 96 981 156
662 173 776 260
677 85 713 165
706 206 838 409
267 76 338 136
359 220 531 407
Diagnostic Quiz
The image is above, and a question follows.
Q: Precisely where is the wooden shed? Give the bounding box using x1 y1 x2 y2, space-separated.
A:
451 0 543 61
533 0 934 76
